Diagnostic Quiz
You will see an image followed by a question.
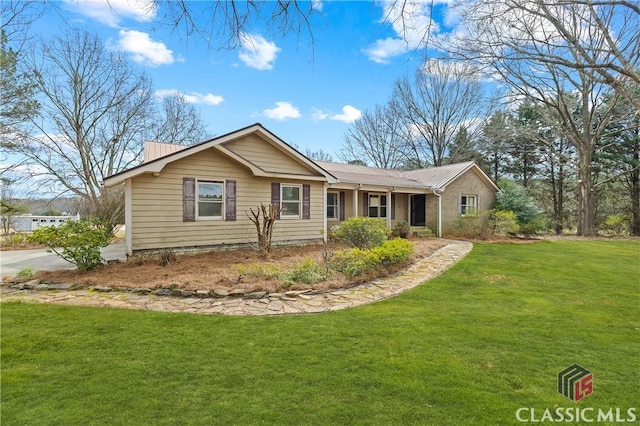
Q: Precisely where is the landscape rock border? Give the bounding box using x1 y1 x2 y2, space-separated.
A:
1 241 473 316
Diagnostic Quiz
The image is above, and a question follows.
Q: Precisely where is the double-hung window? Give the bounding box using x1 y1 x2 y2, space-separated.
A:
198 181 224 219
460 195 477 215
281 184 301 218
368 194 387 218
327 192 339 219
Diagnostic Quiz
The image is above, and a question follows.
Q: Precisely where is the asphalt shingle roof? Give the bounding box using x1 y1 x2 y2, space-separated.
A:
317 160 478 190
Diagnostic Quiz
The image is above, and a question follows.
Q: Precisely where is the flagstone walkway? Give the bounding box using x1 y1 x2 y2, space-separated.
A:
1 240 472 316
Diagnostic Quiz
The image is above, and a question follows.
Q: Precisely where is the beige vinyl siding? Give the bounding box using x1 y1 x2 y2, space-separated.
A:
225 134 317 176
130 148 324 252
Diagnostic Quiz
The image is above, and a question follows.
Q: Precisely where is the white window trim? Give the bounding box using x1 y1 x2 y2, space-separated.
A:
460 194 478 216
327 191 339 220
196 179 225 220
281 183 302 219
368 193 387 218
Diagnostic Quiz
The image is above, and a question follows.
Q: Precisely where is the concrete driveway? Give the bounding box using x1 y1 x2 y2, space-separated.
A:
0 243 126 278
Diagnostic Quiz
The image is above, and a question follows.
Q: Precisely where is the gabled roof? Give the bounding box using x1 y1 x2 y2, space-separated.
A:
318 160 498 192
104 123 335 186
402 161 499 191
316 161 425 189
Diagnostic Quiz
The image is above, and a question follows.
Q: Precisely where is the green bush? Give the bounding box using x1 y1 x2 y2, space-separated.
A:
331 217 390 249
233 262 281 279
372 238 414 264
495 179 547 236
391 221 410 238
330 247 381 278
449 211 491 239
16 268 36 278
28 218 111 271
282 258 330 285
6 232 30 247
488 210 519 236
601 213 627 235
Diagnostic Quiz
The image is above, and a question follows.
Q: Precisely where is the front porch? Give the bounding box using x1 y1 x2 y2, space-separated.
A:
325 186 441 237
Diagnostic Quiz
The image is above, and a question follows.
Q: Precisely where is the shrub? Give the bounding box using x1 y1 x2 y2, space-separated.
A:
6 232 30 247
518 215 547 237
488 210 519 237
601 213 627 235
372 238 414 264
391 221 410 238
331 217 390 249
282 258 330 285
16 268 36 278
449 211 491 239
158 249 177 266
495 179 547 236
234 262 281 279
330 247 381 278
28 218 111 271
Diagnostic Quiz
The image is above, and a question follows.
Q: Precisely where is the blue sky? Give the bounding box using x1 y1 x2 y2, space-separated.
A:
32 1 455 158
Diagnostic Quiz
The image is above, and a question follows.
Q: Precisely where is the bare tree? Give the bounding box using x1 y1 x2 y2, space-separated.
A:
304 148 333 162
163 1 320 49
11 30 156 232
447 0 631 235
340 103 407 169
153 93 211 145
517 0 640 111
1 1 47 49
390 59 489 167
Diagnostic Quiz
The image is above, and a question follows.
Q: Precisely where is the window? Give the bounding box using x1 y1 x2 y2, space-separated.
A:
281 184 301 218
368 194 387 218
198 181 224 218
460 195 477 215
327 192 339 219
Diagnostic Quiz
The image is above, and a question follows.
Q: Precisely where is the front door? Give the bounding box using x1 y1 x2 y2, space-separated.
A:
411 195 426 226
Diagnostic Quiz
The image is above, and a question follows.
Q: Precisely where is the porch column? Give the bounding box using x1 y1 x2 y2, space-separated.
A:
124 178 133 257
323 183 328 242
353 189 358 218
386 190 392 229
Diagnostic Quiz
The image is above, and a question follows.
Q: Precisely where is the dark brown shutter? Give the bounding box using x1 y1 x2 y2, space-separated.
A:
183 178 196 222
363 192 368 217
225 180 236 221
339 191 345 221
302 184 310 219
391 193 396 220
271 182 280 219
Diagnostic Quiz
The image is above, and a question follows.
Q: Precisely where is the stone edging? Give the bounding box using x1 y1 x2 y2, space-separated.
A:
0 241 472 316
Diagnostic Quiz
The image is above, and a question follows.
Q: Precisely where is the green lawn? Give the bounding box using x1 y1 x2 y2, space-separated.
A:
2 240 638 425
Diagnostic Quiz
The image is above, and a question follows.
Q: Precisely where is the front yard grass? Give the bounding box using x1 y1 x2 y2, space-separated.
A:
1 240 638 425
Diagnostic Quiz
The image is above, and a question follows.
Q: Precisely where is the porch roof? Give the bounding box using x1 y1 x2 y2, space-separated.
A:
316 161 428 190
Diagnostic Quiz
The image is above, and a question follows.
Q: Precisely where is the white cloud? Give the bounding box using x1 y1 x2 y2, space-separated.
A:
155 89 224 106
331 105 362 123
238 33 281 70
63 0 156 27
263 102 301 120
311 108 329 121
364 37 411 64
365 0 443 64
118 30 174 67
312 0 323 12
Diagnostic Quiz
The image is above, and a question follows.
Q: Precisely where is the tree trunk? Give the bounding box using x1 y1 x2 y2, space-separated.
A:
577 147 596 236
630 136 640 236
